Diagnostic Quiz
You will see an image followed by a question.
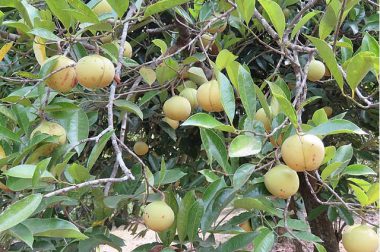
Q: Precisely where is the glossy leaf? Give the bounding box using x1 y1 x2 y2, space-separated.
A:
139 67 156 86
114 100 144 120
28 28 62 41
232 164 255 190
4 164 54 179
216 49 238 70
291 11 320 39
319 0 340 40
229 135 262 157
45 0 72 28
182 113 236 133
342 164 376 176
238 65 256 120
107 0 129 18
258 0 285 39
236 0 255 24
217 71 235 123
8 224 34 248
253 227 275 252
307 119 366 136
87 130 113 170
186 200 204 242
176 191 195 243
144 0 189 17
217 232 257 251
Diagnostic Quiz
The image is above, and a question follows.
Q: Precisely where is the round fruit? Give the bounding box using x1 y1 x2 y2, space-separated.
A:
342 224 379 252
207 19 227 34
44 56 77 93
197 80 224 112
31 121 67 145
93 0 113 16
123 41 132 58
323 106 333 117
281 134 325 172
163 117 179 129
264 164 299 199
239 220 253 232
176 80 198 92
307 60 326 81
255 108 271 132
143 201 175 232
180 88 198 110
100 34 113 43
133 141 149 156
163 96 192 121
200 33 214 49
75 55 115 89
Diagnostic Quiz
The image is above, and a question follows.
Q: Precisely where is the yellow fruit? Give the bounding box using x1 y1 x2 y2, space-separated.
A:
93 0 113 16
163 117 179 129
281 134 325 172
123 41 132 58
323 106 333 117
307 60 326 81
31 121 67 145
133 141 149 156
255 108 271 132
197 80 224 112
180 88 198 110
163 96 192 121
342 224 379 252
264 164 299 199
143 201 175 232
239 220 253 232
207 19 227 34
200 33 214 49
75 55 115 89
44 56 77 93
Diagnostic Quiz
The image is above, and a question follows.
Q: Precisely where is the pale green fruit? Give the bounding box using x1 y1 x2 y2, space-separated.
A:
31 121 67 145
143 201 175 232
281 134 325 172
264 165 299 199
163 96 192 121
255 108 271 132
342 224 379 252
123 41 132 58
180 88 198 109
307 60 325 81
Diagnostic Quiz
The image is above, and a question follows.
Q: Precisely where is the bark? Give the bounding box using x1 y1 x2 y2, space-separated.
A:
299 173 340 252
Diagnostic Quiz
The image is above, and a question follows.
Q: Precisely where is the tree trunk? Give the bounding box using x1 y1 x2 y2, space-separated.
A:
299 173 340 252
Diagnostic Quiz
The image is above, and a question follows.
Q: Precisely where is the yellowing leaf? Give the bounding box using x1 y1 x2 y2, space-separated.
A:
33 36 47 65
0 42 13 62
139 67 156 86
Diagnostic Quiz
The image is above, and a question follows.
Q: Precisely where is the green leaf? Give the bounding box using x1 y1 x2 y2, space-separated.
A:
0 194 42 233
87 130 113 170
217 71 235 124
258 0 285 39
284 230 323 242
226 61 240 89
0 105 17 123
4 164 54 179
268 82 298 127
199 169 220 183
45 0 72 28
342 164 376 176
139 67 156 86
321 162 342 181
67 0 99 23
350 184 368 206
277 219 309 231
253 227 275 252
345 51 378 94
238 65 256 120
186 200 204 242
307 36 344 90
107 0 129 18
182 113 236 132
13 104 30 135
366 183 379 205
312 108 328 126
236 0 256 24
114 100 143 120
315 243 327 252
32 158 51 186
67 163 91 183
22 218 88 239
217 232 257 251
153 169 187 185
0 125 21 142
216 49 238 70
152 39 167 54
144 0 190 17
232 164 255 190
229 135 262 157
176 191 195 243
361 32 379 57
233 197 282 217
255 84 270 117
200 129 231 174
340 36 353 62
322 146 336 165
28 28 62 41
291 11 320 39
306 119 366 136
318 0 340 40
337 206 354 225
8 224 34 249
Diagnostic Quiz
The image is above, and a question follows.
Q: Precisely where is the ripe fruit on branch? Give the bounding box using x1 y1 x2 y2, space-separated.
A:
307 60 325 81
264 164 299 199
239 220 253 232
163 96 192 121
123 41 133 58
323 106 333 117
180 88 198 110
75 55 115 89
44 56 77 93
93 0 113 16
281 134 325 172
133 141 149 156
342 224 379 252
255 108 271 132
143 201 175 232
163 117 179 129
197 80 224 112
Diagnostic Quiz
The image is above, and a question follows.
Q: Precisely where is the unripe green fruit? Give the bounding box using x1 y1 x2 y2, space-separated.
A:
133 141 149 156
163 117 179 129
255 108 271 132
307 60 325 81
143 201 175 232
44 56 77 93
180 88 198 110
163 96 192 121
75 55 115 89
281 134 325 172
93 0 113 16
264 165 299 199
342 224 379 252
197 80 224 112
123 41 132 58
